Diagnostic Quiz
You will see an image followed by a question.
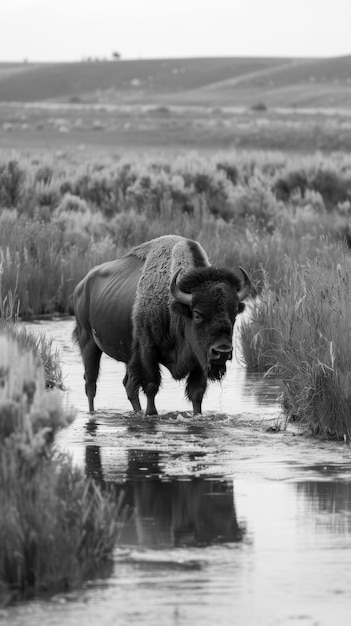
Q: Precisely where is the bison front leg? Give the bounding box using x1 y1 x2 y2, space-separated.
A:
186 366 207 415
127 344 161 415
144 381 160 416
143 358 161 416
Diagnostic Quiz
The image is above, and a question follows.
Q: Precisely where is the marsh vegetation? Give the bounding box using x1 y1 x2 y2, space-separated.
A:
0 330 124 603
0 304 123 602
1 149 351 440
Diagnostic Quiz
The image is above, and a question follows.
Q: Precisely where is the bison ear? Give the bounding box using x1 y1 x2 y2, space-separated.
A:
171 301 192 319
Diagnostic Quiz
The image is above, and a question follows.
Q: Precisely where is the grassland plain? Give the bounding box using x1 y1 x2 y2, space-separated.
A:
1 147 351 438
1 55 351 108
2 102 351 154
2 55 351 154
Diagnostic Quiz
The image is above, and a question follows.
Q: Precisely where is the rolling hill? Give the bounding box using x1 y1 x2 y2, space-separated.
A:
0 55 350 108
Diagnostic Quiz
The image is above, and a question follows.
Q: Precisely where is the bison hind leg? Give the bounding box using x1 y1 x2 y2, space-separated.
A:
123 368 141 412
186 366 207 415
77 329 102 413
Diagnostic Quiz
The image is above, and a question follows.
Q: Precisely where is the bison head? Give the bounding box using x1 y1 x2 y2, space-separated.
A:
170 266 251 380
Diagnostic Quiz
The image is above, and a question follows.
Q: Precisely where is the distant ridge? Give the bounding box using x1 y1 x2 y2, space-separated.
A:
0 56 350 108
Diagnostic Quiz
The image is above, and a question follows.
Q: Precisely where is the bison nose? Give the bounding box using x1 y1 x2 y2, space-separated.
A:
209 343 233 362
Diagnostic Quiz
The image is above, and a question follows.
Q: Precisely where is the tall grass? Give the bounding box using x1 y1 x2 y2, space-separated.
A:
1 263 63 388
240 244 351 439
1 150 351 315
0 334 123 602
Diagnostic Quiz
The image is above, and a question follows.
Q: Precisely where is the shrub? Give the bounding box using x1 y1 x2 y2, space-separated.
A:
0 333 123 601
273 169 309 202
34 179 61 209
110 211 149 248
2 324 63 389
240 246 351 439
273 165 351 212
34 165 54 185
0 333 72 439
251 102 267 111
310 168 351 211
0 443 123 601
0 160 26 208
56 192 90 214
216 161 238 185
73 171 116 215
227 180 279 231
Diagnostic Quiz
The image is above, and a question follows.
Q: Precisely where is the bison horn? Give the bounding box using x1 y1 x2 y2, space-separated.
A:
170 269 193 307
237 267 251 302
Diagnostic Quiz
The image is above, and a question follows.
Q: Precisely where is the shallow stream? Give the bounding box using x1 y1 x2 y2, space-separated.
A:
3 318 351 626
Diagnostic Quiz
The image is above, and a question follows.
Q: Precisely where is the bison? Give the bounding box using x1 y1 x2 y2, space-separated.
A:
73 235 251 415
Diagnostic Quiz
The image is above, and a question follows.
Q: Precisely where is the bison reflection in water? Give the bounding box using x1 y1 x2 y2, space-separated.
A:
73 235 251 415
85 446 244 548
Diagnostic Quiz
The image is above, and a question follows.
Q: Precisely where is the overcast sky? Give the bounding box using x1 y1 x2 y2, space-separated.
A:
1 0 350 62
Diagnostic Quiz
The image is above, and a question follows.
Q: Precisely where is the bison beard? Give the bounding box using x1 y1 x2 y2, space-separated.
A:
208 362 227 381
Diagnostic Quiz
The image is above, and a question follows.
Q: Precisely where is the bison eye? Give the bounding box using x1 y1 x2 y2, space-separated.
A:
193 310 205 324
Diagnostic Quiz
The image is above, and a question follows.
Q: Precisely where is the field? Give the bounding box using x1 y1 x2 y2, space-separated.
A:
3 101 351 154
1 55 351 108
1 55 351 154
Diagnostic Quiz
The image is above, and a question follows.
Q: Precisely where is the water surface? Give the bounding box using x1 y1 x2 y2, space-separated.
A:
4 317 351 626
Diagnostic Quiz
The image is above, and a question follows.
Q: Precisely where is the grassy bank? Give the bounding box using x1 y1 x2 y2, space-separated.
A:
240 245 351 440
0 331 123 603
